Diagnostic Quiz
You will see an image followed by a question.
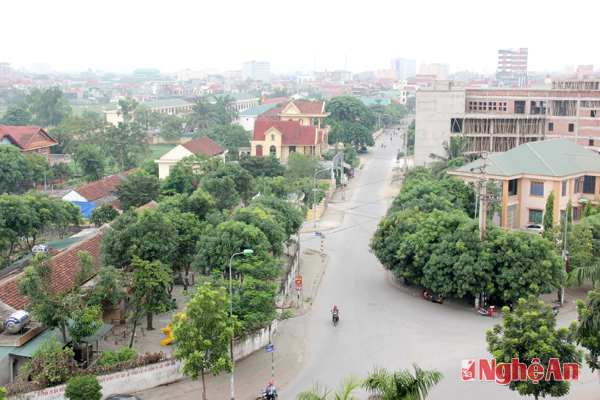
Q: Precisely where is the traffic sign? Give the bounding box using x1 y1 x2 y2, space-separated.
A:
265 344 274 353
295 275 302 292
315 232 322 237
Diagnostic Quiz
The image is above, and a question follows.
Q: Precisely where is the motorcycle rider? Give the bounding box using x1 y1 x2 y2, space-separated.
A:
331 305 339 314
265 381 276 399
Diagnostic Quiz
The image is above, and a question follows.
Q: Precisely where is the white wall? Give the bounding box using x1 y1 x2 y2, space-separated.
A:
62 190 87 202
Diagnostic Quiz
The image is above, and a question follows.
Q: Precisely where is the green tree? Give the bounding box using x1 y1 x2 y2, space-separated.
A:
116 97 139 123
230 208 286 256
0 194 33 264
0 104 32 126
113 169 161 210
127 257 175 340
67 304 103 344
161 153 221 195
247 195 303 239
211 162 254 205
186 101 219 131
0 144 33 193
362 364 444 400
51 198 83 238
27 153 54 188
486 296 582 400
51 162 72 182
102 122 150 172
89 203 119 227
65 375 102 400
18 334 76 387
49 116 107 156
285 152 323 180
200 124 251 160
297 374 363 400
100 209 178 268
74 145 104 180
213 95 239 125
406 97 416 112
543 190 555 240
0 386 6 400
429 136 469 179
164 210 202 291
161 115 185 142
133 104 154 129
26 86 72 127
324 96 376 149
238 154 285 178
575 283 600 371
199 175 240 211
171 282 239 400
81 109 101 122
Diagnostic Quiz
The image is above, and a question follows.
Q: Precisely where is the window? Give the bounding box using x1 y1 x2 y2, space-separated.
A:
508 179 518 196
530 181 544 196
451 118 463 133
568 123 574 132
548 123 554 132
270 146 276 155
515 101 526 114
529 209 543 223
561 181 567 196
271 134 275 141
592 110 597 117
289 146 296 153
574 179 583 194
573 206 582 221
590 139 595 146
583 176 596 194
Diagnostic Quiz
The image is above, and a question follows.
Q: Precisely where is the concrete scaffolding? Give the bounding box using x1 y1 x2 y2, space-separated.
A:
461 117 545 153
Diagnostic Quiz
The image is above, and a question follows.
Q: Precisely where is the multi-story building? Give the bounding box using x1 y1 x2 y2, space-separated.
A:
419 63 449 79
578 65 594 79
177 69 219 81
414 78 600 166
329 70 353 81
376 69 399 80
497 48 528 74
0 62 11 76
449 138 600 232
242 61 270 82
390 58 416 80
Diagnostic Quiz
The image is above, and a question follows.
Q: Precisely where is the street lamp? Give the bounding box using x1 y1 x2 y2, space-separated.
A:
313 168 331 228
229 248 253 400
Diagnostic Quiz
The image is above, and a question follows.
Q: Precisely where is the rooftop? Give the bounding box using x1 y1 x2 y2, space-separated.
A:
453 139 600 178
205 92 259 102
141 99 190 108
239 103 279 116
180 136 226 156
253 120 319 146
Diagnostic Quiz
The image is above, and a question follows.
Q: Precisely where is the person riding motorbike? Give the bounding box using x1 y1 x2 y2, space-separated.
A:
264 381 276 400
332 305 339 314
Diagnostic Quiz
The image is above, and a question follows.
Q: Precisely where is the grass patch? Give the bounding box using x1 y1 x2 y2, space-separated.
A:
147 144 177 162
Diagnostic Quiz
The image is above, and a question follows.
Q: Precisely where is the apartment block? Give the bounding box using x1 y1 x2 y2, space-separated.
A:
376 69 399 80
390 58 416 80
242 61 270 82
415 79 600 166
497 48 528 74
419 63 448 79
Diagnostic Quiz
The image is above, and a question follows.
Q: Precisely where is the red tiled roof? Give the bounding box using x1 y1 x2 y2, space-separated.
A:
0 234 103 310
75 175 123 202
109 198 121 210
282 101 325 114
257 107 282 121
181 136 226 156
0 125 58 150
136 200 158 212
253 121 318 146
262 97 288 105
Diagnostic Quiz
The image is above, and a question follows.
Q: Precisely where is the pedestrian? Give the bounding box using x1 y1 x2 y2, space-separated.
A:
341 192 346 201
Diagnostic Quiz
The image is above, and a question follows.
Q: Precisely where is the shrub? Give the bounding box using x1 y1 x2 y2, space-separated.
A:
65 375 102 400
19 334 77 387
0 387 6 400
99 346 138 366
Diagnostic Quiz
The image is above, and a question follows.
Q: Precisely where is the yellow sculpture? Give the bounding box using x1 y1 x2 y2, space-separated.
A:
160 312 186 346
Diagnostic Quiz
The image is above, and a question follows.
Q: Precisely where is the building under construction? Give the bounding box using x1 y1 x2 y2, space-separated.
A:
415 79 600 166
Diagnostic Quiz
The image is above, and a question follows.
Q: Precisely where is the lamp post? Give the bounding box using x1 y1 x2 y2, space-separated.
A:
229 249 253 400
313 168 330 228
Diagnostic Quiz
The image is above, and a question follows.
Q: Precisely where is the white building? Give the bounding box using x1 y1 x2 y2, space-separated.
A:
242 61 270 82
155 136 227 180
390 58 416 80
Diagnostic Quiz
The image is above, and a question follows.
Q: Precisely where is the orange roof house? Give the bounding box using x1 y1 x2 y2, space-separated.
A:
155 136 227 180
0 125 58 161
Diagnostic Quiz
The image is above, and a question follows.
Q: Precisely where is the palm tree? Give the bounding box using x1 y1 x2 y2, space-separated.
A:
214 95 239 123
362 364 444 400
297 374 362 400
429 136 469 179
577 282 600 337
186 101 219 132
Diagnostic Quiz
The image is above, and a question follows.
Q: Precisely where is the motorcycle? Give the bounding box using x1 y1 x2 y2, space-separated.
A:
258 390 278 400
332 311 339 326
552 306 560 316
477 305 499 318
421 290 444 304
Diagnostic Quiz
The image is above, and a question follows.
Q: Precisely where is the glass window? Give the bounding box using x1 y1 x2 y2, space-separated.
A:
508 179 518 196
548 123 554 132
561 181 567 197
271 134 275 141
583 176 596 194
573 206 582 221
530 181 544 196
529 209 543 223
270 146 276 155
568 123 574 132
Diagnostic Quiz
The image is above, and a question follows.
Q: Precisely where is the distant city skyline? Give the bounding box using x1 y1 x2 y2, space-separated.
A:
2 0 598 76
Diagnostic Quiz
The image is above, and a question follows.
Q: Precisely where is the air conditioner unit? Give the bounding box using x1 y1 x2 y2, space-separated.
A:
579 177 585 182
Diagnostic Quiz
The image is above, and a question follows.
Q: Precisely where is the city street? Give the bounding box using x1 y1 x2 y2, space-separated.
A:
279 128 598 399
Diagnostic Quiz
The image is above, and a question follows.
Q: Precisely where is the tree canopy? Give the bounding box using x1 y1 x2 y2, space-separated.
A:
325 96 376 148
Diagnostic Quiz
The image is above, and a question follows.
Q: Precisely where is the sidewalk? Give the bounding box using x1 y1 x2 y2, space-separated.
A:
133 139 394 400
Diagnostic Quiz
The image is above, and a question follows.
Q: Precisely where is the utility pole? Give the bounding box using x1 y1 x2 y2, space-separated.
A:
478 153 488 242
403 120 408 173
561 202 570 306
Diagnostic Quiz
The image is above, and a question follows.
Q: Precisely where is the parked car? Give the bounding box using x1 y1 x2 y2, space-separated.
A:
102 395 143 400
521 223 544 234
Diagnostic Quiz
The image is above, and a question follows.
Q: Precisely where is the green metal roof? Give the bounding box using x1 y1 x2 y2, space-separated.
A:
141 99 190 108
239 103 278 116
11 323 114 358
454 139 600 177
356 97 391 106
205 93 259 102
0 346 16 362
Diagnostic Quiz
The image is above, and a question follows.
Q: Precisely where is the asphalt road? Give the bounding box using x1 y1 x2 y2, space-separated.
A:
280 127 598 399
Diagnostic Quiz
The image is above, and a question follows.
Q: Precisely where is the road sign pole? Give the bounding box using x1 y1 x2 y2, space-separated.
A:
272 348 274 383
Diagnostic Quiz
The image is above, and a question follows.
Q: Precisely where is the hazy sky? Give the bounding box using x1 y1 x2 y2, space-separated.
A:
3 0 598 75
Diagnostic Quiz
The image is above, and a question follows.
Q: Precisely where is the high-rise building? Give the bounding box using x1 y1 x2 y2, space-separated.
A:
376 69 399 80
0 62 11 76
577 65 594 79
390 58 416 80
419 63 449 79
242 61 270 82
497 48 528 74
